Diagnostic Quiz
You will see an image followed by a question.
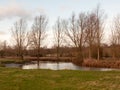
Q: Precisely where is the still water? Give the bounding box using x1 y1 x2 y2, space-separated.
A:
5 61 118 71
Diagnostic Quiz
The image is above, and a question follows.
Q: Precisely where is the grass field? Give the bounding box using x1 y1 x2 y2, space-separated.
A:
0 68 120 90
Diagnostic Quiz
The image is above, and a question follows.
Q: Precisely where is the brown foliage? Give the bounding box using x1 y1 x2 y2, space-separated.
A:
83 59 120 68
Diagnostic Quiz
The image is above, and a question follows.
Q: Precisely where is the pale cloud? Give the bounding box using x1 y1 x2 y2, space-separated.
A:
0 2 31 19
0 1 46 20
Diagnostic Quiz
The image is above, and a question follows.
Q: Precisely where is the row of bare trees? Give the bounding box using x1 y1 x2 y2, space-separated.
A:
52 6 105 64
10 6 120 64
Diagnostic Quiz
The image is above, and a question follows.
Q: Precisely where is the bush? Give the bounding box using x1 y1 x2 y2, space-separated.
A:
72 55 84 66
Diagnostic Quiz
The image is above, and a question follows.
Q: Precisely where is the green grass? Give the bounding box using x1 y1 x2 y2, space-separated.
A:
0 68 120 90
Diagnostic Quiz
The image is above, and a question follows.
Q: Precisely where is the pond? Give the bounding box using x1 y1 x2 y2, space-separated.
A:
5 61 119 71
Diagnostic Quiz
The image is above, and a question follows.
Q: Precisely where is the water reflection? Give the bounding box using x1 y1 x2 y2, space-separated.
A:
5 61 119 71
22 61 81 70
22 61 118 71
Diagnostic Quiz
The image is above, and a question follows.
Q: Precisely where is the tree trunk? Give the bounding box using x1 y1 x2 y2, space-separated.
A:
56 46 59 61
21 54 24 60
37 48 40 69
89 45 92 60
97 46 100 60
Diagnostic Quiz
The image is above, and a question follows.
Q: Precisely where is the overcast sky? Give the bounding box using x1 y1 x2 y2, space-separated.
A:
0 0 120 47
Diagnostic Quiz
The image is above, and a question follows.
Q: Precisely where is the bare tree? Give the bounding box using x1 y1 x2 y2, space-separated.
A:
53 17 63 60
110 15 120 60
11 18 28 60
85 6 104 60
94 6 105 60
86 13 97 59
64 13 87 64
31 15 48 62
110 28 117 60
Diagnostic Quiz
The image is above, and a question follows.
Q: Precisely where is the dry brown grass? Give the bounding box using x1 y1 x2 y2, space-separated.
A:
82 59 120 69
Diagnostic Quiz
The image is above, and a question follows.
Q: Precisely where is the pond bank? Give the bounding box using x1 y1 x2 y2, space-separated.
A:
25 57 72 62
0 57 120 69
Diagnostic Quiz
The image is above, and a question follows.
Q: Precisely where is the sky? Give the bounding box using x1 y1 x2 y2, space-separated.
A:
0 0 120 47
